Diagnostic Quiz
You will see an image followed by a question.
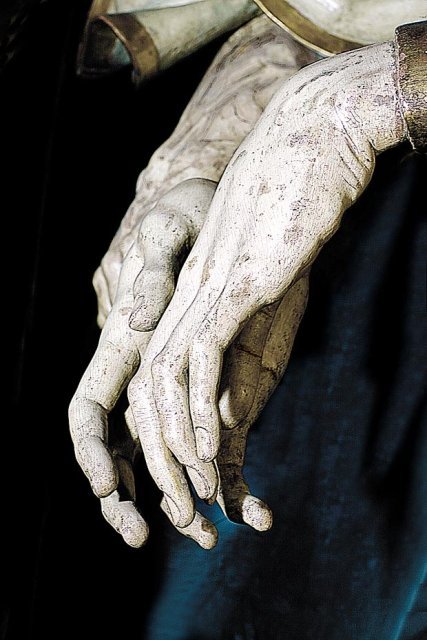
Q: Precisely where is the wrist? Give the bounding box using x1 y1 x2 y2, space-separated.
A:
333 41 406 155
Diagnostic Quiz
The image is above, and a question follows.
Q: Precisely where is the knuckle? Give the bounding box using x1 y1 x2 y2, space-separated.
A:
127 376 144 404
151 349 183 383
140 209 164 236
99 254 115 279
192 328 205 350
140 207 189 248
162 426 181 455
151 353 168 381
92 266 104 292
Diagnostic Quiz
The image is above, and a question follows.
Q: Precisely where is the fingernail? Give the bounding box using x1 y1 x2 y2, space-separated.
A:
196 428 214 462
205 481 218 505
187 468 209 500
129 306 146 331
90 474 117 499
129 307 157 332
195 516 218 550
122 522 149 548
242 495 273 532
164 495 181 525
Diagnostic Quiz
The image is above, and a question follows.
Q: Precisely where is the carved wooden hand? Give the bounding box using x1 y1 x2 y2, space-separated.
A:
70 18 312 548
126 40 406 539
70 177 309 547
93 15 313 325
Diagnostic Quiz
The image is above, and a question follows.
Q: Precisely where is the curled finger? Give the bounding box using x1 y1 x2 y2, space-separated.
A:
160 497 218 550
130 178 217 331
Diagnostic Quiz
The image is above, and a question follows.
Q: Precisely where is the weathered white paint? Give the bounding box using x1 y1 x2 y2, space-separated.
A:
287 0 427 44
72 14 415 548
126 40 405 539
108 0 208 12
72 17 313 547
95 16 313 324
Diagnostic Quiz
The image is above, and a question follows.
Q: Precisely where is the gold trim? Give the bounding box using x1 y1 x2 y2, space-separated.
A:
87 0 112 21
97 14 160 83
395 21 427 152
77 0 115 76
77 12 160 83
253 0 362 56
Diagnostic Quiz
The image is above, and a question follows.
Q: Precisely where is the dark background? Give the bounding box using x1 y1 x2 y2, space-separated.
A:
2 2 426 640
2 2 228 638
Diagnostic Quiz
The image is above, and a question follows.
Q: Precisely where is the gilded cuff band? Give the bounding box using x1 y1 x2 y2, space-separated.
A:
395 21 427 152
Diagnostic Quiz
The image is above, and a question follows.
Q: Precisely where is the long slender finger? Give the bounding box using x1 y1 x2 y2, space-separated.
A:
69 334 139 498
144 261 226 494
130 179 216 331
132 377 216 507
92 265 112 329
69 245 143 497
69 397 118 497
216 275 310 528
100 408 148 547
189 265 271 461
219 302 279 429
216 421 273 532
260 274 309 382
160 497 218 550
150 348 219 500
222 274 310 429
149 268 234 470
69 343 138 499
101 455 149 548
128 377 196 528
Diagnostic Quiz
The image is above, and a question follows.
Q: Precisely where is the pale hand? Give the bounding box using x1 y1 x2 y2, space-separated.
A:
70 178 308 547
126 41 406 534
69 16 313 548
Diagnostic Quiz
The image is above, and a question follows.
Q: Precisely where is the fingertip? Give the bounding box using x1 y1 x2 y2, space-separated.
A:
197 451 216 464
91 475 118 499
195 517 218 550
102 495 149 547
86 444 119 498
241 495 273 532
129 295 168 331
187 466 218 501
195 428 218 463
162 499 218 549
163 494 195 529
219 388 250 430
122 521 149 548
130 271 174 331
128 308 156 332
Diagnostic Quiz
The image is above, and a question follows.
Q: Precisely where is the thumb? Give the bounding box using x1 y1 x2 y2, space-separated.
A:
129 178 217 331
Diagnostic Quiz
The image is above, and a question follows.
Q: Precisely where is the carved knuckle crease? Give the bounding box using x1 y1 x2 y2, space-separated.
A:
163 428 182 454
127 377 146 403
151 352 182 382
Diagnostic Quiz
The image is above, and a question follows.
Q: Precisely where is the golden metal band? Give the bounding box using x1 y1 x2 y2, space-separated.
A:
95 14 160 83
395 21 427 152
253 0 361 56
77 11 159 83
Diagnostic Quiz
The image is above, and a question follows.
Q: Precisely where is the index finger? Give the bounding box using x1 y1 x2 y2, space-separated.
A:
69 326 140 497
69 245 143 497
